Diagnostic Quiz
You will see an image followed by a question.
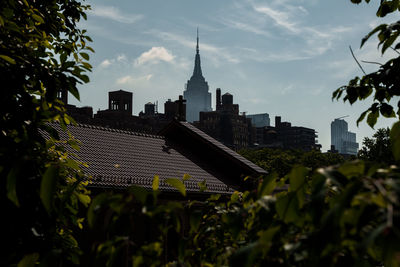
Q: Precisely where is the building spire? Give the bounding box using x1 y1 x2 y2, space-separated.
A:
191 27 203 80
196 27 199 54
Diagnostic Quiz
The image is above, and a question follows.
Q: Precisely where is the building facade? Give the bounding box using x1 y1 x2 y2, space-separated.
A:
194 88 254 150
253 116 320 151
331 118 359 155
64 89 186 134
183 30 211 122
246 113 270 127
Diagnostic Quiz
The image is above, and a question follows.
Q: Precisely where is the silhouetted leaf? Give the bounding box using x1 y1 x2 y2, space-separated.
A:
152 175 159 191
198 179 207 192
367 110 379 128
183 173 191 181
390 121 400 161
129 185 149 203
40 164 59 212
0 54 16 64
7 167 20 207
165 178 186 196
17 253 39 267
258 173 277 197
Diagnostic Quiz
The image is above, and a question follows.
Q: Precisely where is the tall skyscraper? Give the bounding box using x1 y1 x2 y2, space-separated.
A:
331 118 359 155
183 29 211 122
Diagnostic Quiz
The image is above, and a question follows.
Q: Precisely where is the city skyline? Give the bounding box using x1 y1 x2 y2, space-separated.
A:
71 0 398 151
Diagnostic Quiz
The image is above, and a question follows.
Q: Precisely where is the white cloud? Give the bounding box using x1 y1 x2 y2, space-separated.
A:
99 59 112 68
116 74 153 85
117 54 127 62
281 84 294 95
149 30 240 64
98 54 127 68
90 5 143 24
253 5 298 33
135 47 175 65
218 0 358 61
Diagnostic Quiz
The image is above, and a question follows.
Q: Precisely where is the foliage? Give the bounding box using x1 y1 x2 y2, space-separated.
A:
3 0 400 266
79 1 400 266
0 0 92 266
333 0 400 128
358 127 396 164
239 148 345 177
83 161 400 266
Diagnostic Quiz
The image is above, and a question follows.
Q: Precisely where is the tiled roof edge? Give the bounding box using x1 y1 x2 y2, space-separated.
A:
49 122 165 139
177 121 268 174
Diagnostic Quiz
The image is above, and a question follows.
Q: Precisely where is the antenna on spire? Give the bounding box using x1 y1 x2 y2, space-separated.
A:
196 27 199 54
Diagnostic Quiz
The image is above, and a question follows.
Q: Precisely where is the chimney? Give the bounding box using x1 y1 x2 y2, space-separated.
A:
216 88 221 111
177 95 186 121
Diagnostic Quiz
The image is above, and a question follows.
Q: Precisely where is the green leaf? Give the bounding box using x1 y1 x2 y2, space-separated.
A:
60 52 67 64
7 167 20 207
165 178 186 196
32 14 44 24
198 179 207 192
77 193 91 207
338 161 365 178
40 164 59 213
361 24 386 47
275 193 301 224
190 210 202 232
258 226 280 253
87 193 109 228
357 110 368 126
128 185 149 203
17 253 39 267
382 32 399 54
80 52 89 60
367 110 379 128
152 175 159 191
258 173 277 197
0 54 16 64
68 85 80 101
183 173 191 181
289 166 307 191
390 121 400 161
380 103 396 118
79 74 89 83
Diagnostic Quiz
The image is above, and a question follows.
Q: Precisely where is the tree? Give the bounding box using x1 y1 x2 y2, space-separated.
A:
0 1 92 266
333 0 400 128
358 127 395 163
239 148 345 177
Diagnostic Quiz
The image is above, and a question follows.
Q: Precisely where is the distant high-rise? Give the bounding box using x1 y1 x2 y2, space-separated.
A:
331 118 359 155
183 29 211 122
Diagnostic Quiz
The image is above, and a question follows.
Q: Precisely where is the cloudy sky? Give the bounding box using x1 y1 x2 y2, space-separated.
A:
72 0 398 151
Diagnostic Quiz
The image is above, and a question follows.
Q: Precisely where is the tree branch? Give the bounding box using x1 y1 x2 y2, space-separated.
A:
349 45 366 75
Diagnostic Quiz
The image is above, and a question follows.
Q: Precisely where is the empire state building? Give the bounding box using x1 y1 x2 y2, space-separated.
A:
183 30 212 122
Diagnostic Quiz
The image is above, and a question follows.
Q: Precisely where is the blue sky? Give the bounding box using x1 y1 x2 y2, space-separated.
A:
73 0 398 151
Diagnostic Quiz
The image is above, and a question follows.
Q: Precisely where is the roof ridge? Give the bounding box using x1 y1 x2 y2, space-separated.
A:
61 122 164 139
177 121 267 174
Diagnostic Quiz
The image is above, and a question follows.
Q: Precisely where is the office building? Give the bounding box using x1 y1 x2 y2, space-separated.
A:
331 118 359 155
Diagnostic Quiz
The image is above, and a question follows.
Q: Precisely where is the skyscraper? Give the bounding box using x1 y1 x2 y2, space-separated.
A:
331 118 359 155
183 29 211 122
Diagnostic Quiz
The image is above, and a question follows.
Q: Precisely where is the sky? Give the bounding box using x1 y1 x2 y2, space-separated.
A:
72 0 399 151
